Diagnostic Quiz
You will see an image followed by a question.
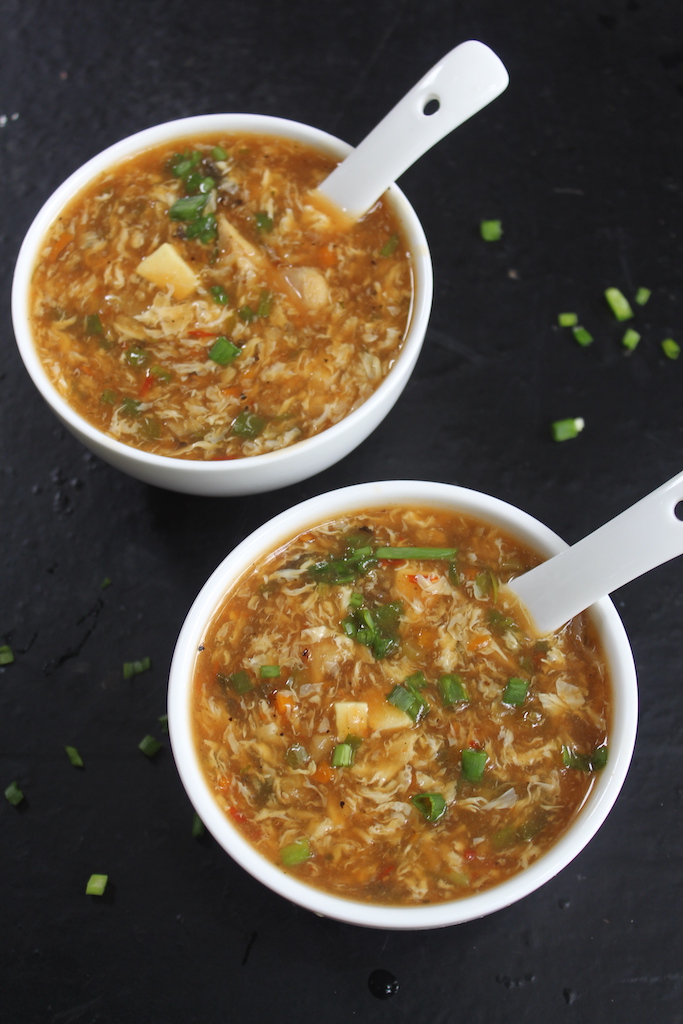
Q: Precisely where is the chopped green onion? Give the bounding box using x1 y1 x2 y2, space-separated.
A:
572 325 593 346
349 592 364 608
192 812 205 838
170 151 201 179
126 345 148 367
65 745 84 768
635 286 651 306
4 780 24 806
101 389 118 405
379 233 399 257
557 312 578 327
0 644 14 666
169 194 209 220
120 397 141 418
375 547 456 560
662 338 680 360
85 873 108 896
461 748 487 782
331 742 356 767
232 410 265 439
208 336 240 365
438 673 468 706
228 670 253 694
285 743 310 768
562 743 608 772
256 289 273 317
622 328 641 352
85 313 103 335
386 682 429 723
604 287 634 321
260 665 281 678
502 676 529 706
238 305 255 323
210 285 229 305
138 734 162 758
123 657 151 679
185 213 217 243
211 145 228 161
551 416 585 442
100 577 111 589
480 219 502 241
141 415 161 440
150 364 172 382
473 569 498 601
158 714 168 733
280 837 312 866
411 791 447 822
488 608 517 633
255 211 273 232
184 173 214 195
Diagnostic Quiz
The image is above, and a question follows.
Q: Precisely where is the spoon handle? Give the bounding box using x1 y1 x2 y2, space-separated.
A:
507 470 683 635
317 40 509 220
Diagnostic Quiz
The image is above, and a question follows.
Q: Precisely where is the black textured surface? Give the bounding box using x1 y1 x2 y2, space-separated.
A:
2 2 683 1021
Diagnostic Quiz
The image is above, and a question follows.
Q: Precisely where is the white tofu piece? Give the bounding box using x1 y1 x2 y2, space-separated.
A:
136 242 198 299
367 701 412 732
334 701 369 739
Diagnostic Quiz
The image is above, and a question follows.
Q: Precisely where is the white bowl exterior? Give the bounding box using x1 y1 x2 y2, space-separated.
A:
168 480 638 930
11 116 432 496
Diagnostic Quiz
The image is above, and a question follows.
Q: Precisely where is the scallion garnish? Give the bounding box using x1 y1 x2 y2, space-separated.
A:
192 812 205 838
185 213 217 243
349 592 364 608
502 676 529 706
386 675 430 722
562 744 608 772
461 748 487 782
101 390 118 405
622 328 641 352
169 194 209 221
232 410 265 439
227 670 253 694
380 233 399 256
120 397 141 418
208 336 240 365
662 338 680 360
159 714 168 733
150 364 173 382
411 791 447 822
310 533 378 584
260 665 281 678
4 780 24 806
211 146 228 161
0 644 14 666
280 837 312 866
123 657 151 679
480 219 502 241
238 305 255 323
551 416 585 442
604 287 634 321
256 289 273 317
572 325 593 347
210 285 229 305
100 577 112 589
331 742 355 767
437 673 468 706
341 597 402 660
126 344 148 367
557 312 578 327
255 211 273 233
65 745 84 768
85 873 108 896
375 547 456 560
635 286 651 306
85 313 104 335
139 734 162 758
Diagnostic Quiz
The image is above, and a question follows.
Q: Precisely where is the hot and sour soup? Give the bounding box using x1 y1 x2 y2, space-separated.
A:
191 505 610 906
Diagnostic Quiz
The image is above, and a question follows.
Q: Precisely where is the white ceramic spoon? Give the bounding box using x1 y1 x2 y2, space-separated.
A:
507 469 683 635
316 40 509 220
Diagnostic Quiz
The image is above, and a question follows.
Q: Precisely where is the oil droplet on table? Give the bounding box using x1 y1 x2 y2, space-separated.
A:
368 969 399 999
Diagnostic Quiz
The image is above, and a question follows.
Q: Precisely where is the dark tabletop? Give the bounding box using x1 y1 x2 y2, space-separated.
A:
2 1 683 1021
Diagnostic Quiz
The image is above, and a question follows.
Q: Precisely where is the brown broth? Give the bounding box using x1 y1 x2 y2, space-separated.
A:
30 134 413 459
192 506 611 906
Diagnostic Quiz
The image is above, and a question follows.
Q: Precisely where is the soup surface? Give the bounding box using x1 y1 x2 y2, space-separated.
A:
30 134 413 459
192 506 610 906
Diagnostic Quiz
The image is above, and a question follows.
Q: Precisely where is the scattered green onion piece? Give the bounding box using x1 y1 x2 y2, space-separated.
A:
210 285 229 305
480 219 502 241
331 742 355 767
123 657 151 679
438 673 468 706
604 287 634 321
621 328 641 352
379 233 399 257
5 780 24 806
211 145 228 161
662 338 680 360
192 812 205 838
139 734 162 758
158 714 168 734
85 313 103 335
557 312 578 327
120 397 141 418
280 837 312 866
232 410 265 439
635 286 651 306
126 345 148 367
170 151 201 179
572 325 593 347
208 336 240 365
386 683 429 722
473 569 498 601
255 211 274 232
101 389 118 405
375 547 456 560
229 670 253 694
285 743 310 768
562 743 608 772
411 792 447 823
260 665 281 678
65 745 84 768
142 415 161 440
349 592 364 608
185 213 217 243
0 644 14 666
150 364 172 382
551 416 585 442
256 289 273 317
169 194 209 221
238 305 255 323
100 577 111 589
502 676 529 706
488 608 517 632
85 873 108 896
461 748 487 782
404 671 427 691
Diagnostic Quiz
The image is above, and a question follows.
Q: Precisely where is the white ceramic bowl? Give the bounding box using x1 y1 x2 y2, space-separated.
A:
168 479 638 930
11 115 432 496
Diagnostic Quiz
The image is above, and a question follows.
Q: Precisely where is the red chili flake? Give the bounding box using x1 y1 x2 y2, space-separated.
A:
138 373 154 398
376 863 396 881
463 848 476 861
469 739 482 749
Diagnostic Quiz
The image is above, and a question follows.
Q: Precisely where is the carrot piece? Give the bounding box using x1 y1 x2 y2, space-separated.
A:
49 232 75 262
467 634 490 652
312 763 335 784
318 244 337 268
274 690 296 715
